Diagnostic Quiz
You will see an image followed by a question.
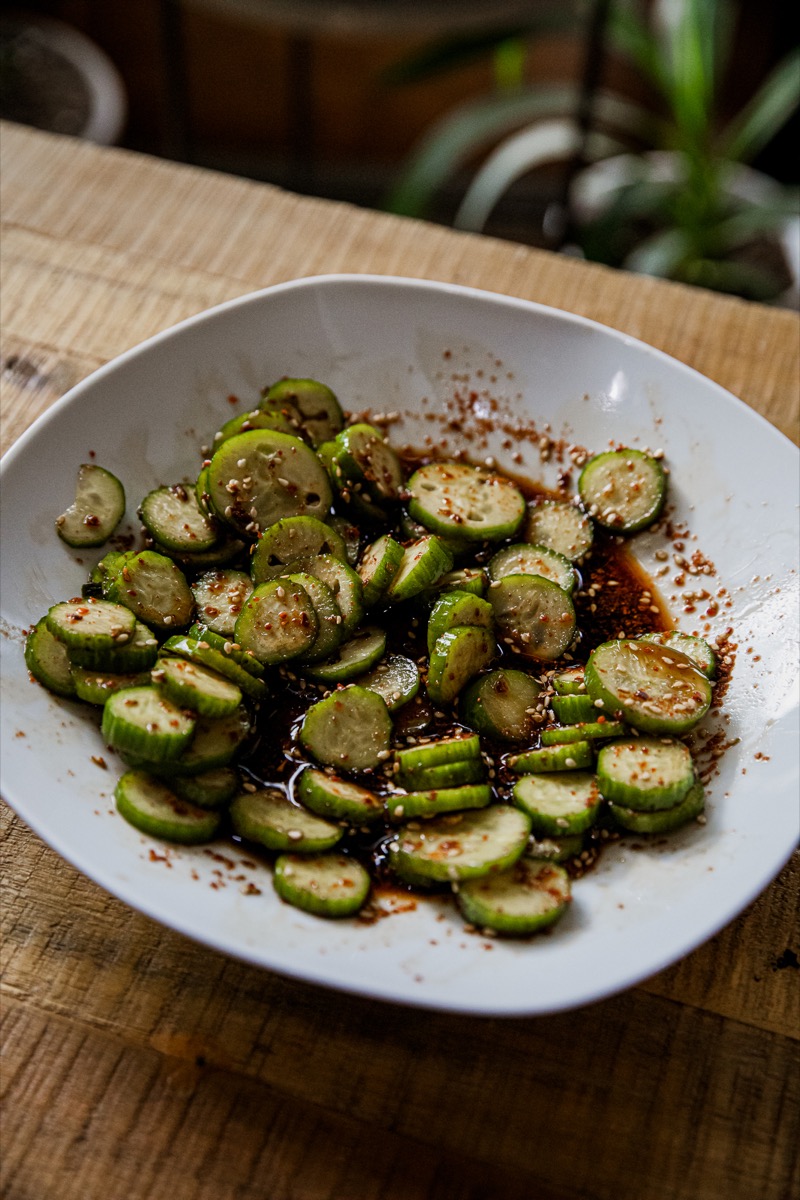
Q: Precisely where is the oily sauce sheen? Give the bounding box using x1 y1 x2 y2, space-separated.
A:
233 462 672 892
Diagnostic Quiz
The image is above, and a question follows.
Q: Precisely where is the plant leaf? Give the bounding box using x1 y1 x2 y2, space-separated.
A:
717 47 800 164
624 226 693 276
607 1 669 94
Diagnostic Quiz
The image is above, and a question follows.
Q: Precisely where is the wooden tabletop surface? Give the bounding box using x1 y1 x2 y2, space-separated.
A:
1 120 798 1200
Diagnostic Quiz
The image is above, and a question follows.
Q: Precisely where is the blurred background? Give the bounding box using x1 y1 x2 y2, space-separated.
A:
1 0 798 304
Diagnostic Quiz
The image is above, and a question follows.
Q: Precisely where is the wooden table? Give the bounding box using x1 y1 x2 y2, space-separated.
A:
1 121 798 1200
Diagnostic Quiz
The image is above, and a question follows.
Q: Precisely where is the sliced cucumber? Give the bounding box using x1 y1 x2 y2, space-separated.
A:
551 693 596 724
262 378 344 448
206 429 331 535
250 515 347 584
274 852 370 918
334 423 404 505
188 622 265 677
528 833 585 863
426 590 494 654
357 653 419 711
171 766 240 808
513 771 601 835
73 666 151 705
291 554 364 637
67 618 159 673
389 805 531 884
425 566 488 599
162 634 268 701
102 685 196 762
214 406 295 444
234 578 319 665
301 625 387 684
297 767 384 825
488 543 576 595
578 448 666 533
488 574 576 662
140 484 220 553
511 742 594 774
284 571 343 663
46 598 136 655
115 770 221 843
456 857 571 935
358 534 404 606
597 737 694 810
152 655 243 717
523 500 593 562
167 535 248 572
106 550 195 631
408 461 525 543
397 758 485 791
540 719 626 744
55 463 125 548
24 617 77 698
191 569 253 636
395 734 480 775
300 686 392 771
552 665 586 695
460 668 542 742
160 707 252 776
230 787 342 852
328 515 361 565
585 639 713 735
610 782 705 834
427 625 496 705
387 782 491 821
386 536 453 603
639 631 717 679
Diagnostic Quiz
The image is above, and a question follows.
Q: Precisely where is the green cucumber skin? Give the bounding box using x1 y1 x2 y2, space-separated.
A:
511 741 594 774
273 853 370 918
456 858 571 936
115 771 221 844
426 591 494 655
300 686 392 772
25 618 77 698
387 783 491 821
585 640 713 735
578 448 666 533
426 625 497 705
610 783 705 834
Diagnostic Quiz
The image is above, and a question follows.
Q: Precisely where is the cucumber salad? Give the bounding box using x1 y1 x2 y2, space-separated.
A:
26 376 720 937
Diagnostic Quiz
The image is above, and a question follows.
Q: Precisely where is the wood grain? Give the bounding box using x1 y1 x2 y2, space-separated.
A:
1 122 798 1200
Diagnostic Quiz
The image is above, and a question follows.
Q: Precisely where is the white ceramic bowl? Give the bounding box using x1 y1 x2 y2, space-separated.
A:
1 275 797 1015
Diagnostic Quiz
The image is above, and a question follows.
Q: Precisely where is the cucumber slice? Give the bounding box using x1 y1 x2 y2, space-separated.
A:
191 569 253 636
140 484 221 553
167 536 248 572
328 516 361 566
300 685 392 771
386 536 453 603
301 626 387 684
427 625 496 705
639 631 717 679
387 783 491 821
335 423 404 504
488 574 576 662
551 694 596 724
24 617 77 698
283 571 343 663
513 771 601 835
119 706 252 776
274 853 370 918
528 833 585 863
597 737 695 810
488 543 576 595
399 511 471 559
291 554 364 637
102 685 196 762
206 429 332 535
578 448 666 533
171 766 240 808
162 634 268 700
234 578 319 665
106 550 195 631
585 639 713 735
357 653 420 711
397 758 485 791
46 598 136 654
457 857 571 935
425 566 488 599
214 406 295 444
408 461 525 543
552 666 586 695
188 623 265 677
395 734 480 774
324 440 390 525
67 618 160 673
523 500 593 562
55 463 125 548
389 805 531 884
87 549 126 596
460 667 542 742
540 719 626 744
358 534 404 606
426 590 494 654
72 666 151 705
610 782 705 834
250 515 348 584
511 742 594 774
296 767 384 825
115 771 221 843
262 378 344 448
152 655 243 718
230 787 342 852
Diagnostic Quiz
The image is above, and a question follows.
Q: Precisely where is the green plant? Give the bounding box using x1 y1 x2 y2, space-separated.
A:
386 0 800 302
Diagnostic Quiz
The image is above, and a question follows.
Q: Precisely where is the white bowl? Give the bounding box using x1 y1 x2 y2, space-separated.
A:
1 275 797 1015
